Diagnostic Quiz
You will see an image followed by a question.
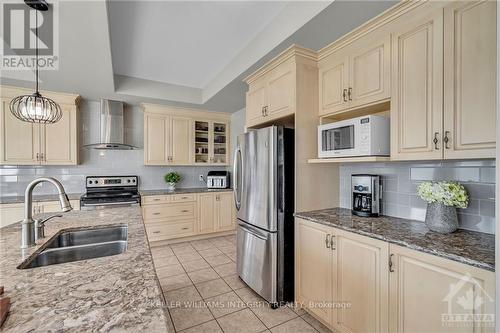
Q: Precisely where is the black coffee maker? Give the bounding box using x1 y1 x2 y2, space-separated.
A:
351 174 381 217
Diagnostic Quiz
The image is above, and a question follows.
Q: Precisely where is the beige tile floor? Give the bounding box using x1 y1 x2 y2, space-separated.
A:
150 235 333 333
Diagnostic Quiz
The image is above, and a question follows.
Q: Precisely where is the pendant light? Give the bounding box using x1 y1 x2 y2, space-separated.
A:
9 0 62 124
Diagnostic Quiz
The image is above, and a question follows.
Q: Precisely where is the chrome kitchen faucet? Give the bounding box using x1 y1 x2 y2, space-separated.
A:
21 177 73 249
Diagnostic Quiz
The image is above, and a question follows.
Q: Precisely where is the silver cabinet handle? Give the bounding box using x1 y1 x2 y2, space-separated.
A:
444 131 451 149
181 210 189 213
261 106 265 117
153 212 161 215
330 235 336 250
433 132 439 150
389 254 394 272
181 227 189 230
348 87 352 101
36 153 40 161
342 89 347 102
40 153 44 161
153 231 161 234
325 234 331 248
153 198 161 201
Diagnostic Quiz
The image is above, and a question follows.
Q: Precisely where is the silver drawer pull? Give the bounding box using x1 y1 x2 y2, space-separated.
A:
181 210 189 213
181 196 189 199
153 231 161 234
153 212 161 215
181 227 189 230
153 198 161 201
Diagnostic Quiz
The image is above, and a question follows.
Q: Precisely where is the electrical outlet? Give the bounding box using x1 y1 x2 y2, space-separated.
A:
199 175 205 182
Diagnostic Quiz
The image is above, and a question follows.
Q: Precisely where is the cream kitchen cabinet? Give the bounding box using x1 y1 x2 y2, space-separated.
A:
244 46 317 128
334 229 389 333
296 218 389 332
0 87 79 165
295 217 335 326
0 200 80 228
391 2 496 160
319 35 390 116
443 0 496 159
141 191 235 242
193 120 229 165
296 218 495 333
389 244 495 333
197 192 235 234
245 58 295 126
143 113 192 165
143 104 230 166
214 192 235 232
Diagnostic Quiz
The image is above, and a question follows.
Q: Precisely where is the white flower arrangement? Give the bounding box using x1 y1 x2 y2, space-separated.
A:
417 181 469 209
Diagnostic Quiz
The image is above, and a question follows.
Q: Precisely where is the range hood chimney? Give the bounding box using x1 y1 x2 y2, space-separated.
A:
84 99 137 150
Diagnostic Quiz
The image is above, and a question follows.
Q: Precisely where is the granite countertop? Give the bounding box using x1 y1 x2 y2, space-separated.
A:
0 193 83 204
0 207 169 332
295 208 495 272
140 187 232 196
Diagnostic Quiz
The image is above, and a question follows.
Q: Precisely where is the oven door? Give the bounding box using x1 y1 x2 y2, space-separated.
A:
318 121 360 158
237 220 277 304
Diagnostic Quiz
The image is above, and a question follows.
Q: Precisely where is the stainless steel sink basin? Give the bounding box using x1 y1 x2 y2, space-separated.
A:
18 225 128 269
45 225 128 248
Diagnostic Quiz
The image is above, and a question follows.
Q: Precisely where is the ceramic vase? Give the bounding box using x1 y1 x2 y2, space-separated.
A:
425 202 458 233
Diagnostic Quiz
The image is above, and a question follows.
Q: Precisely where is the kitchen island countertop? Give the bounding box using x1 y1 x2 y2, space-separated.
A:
295 207 495 272
0 207 169 332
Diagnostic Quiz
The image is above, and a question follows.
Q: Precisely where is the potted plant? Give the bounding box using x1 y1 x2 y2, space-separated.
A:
417 181 469 233
164 172 182 191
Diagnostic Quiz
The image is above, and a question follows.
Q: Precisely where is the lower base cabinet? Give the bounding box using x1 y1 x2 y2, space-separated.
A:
389 244 495 333
295 218 495 333
142 191 235 242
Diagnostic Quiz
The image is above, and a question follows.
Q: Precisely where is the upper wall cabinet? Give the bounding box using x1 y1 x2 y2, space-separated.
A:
390 9 444 161
142 104 230 166
443 0 496 159
319 35 390 116
0 86 80 165
391 1 496 160
244 46 316 128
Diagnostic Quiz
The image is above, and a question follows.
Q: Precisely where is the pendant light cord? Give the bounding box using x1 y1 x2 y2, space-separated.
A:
35 9 39 94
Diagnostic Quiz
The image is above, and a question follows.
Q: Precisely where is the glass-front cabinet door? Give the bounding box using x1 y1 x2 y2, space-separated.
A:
194 121 210 164
212 122 228 165
193 120 228 165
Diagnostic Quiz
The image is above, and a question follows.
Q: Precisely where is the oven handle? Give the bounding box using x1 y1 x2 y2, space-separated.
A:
81 201 139 207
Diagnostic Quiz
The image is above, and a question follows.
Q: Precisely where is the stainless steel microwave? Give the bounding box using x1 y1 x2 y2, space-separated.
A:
318 115 390 158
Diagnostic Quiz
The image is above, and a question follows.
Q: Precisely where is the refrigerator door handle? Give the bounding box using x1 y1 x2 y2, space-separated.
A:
233 147 242 210
238 222 268 241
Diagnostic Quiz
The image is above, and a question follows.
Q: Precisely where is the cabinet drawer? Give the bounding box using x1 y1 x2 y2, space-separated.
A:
171 194 196 202
145 221 195 241
143 202 196 221
142 195 171 205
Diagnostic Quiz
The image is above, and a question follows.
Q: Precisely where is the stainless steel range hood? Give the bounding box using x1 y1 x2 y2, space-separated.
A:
84 99 137 150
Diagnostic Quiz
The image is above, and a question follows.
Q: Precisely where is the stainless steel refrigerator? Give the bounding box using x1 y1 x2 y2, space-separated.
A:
233 126 294 307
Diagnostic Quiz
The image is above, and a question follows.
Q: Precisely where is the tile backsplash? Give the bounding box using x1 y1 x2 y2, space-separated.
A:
0 100 228 197
339 160 496 234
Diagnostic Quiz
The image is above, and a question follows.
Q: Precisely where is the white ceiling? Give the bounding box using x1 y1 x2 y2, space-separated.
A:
109 1 288 88
0 0 396 112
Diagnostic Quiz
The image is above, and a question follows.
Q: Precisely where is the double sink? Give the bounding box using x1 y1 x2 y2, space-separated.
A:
18 225 128 269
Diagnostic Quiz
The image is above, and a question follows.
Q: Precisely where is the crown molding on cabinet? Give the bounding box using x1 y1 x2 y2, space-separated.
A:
243 44 317 85
141 103 231 121
317 0 426 61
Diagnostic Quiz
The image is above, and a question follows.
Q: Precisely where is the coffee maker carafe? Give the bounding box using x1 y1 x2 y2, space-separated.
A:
352 174 381 217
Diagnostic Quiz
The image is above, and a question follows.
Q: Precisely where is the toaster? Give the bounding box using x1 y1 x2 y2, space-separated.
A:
207 171 230 189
